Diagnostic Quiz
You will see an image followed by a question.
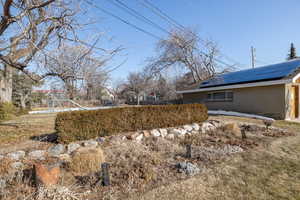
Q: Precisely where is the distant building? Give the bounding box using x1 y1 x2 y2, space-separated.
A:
178 59 300 120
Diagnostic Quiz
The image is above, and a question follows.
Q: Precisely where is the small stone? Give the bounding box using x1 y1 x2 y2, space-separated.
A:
0 179 6 189
201 122 217 133
135 134 143 142
11 162 24 170
0 155 4 160
96 137 106 143
83 140 98 148
28 150 46 160
7 151 25 160
166 134 175 140
191 123 200 131
142 130 150 137
170 128 186 136
183 125 193 132
48 144 65 156
127 132 139 140
159 129 168 137
58 154 71 162
176 162 200 176
150 129 161 137
67 143 81 154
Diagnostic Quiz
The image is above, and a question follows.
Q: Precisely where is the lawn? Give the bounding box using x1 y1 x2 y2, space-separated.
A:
0 113 56 145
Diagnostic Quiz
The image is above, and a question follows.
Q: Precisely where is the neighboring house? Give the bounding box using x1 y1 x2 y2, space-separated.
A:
178 59 300 120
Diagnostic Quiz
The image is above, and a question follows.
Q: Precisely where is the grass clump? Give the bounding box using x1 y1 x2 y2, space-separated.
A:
68 147 105 175
56 104 208 143
0 102 17 121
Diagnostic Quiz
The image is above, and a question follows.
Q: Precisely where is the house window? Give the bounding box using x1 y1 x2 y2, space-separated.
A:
207 91 233 102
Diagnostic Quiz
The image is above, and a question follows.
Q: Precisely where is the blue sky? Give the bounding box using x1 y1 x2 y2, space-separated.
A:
85 0 300 82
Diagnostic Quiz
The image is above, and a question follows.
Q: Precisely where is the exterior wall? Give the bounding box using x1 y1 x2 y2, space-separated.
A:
182 84 286 119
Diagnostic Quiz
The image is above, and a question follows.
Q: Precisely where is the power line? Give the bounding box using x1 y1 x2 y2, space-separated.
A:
106 0 170 35
138 0 245 68
87 0 234 67
138 0 186 30
85 0 161 40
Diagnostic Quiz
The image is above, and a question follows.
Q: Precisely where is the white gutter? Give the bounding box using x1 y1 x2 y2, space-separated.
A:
177 79 292 94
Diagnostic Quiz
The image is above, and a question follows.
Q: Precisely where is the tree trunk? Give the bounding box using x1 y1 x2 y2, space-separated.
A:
0 65 13 103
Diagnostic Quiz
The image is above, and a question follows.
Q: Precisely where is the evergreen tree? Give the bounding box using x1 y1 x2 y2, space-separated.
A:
287 43 297 60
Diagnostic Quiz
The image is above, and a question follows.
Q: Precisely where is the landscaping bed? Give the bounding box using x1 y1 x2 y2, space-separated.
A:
0 119 296 200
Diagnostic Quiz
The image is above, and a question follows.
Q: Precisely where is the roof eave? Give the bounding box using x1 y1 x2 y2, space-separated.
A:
177 79 292 94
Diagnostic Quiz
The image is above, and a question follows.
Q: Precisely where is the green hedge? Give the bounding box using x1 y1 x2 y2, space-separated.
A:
55 104 208 143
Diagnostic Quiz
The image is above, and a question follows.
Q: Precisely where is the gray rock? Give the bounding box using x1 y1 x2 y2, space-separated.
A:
0 179 6 189
96 137 106 143
7 151 25 160
201 122 217 133
48 144 65 156
0 155 4 160
83 140 98 148
166 133 175 140
28 150 45 160
170 128 186 136
159 129 168 137
67 143 81 154
150 129 161 137
11 162 24 170
183 125 193 132
176 162 200 176
191 123 200 131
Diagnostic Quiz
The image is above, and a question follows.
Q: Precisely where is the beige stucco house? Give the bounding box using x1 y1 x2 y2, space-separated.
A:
178 59 300 120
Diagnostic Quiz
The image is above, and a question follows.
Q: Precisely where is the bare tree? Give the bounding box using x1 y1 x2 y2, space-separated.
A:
41 44 112 100
120 71 153 105
147 28 226 84
0 0 90 103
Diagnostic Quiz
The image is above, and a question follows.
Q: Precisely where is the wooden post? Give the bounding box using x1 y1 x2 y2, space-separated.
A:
241 129 247 140
101 163 110 186
186 144 192 158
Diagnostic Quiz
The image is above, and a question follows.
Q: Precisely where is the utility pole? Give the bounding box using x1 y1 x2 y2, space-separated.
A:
251 46 256 68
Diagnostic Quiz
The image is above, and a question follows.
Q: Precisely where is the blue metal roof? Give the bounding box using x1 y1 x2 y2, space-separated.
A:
199 59 300 88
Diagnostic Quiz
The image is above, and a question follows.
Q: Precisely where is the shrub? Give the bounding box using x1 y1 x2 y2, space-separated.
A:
56 104 208 143
0 102 17 121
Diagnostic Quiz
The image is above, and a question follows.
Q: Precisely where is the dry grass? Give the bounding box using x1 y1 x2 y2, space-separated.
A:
127 120 300 200
68 147 105 175
0 113 56 145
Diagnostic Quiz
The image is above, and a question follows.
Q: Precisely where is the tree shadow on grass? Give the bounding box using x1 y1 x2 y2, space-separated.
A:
30 132 58 143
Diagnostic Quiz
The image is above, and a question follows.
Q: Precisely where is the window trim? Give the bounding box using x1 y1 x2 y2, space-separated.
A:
206 91 233 102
